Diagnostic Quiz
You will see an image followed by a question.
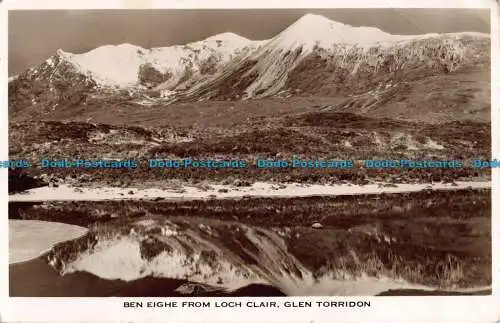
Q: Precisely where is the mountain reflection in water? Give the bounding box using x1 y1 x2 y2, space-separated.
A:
9 215 491 297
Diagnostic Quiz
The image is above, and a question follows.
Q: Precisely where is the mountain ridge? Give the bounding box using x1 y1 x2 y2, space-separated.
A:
53 32 265 88
8 13 491 122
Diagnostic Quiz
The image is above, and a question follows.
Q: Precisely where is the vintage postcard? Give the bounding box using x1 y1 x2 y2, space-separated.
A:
1 0 499 322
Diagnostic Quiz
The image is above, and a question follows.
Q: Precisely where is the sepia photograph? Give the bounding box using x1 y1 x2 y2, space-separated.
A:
7 8 492 297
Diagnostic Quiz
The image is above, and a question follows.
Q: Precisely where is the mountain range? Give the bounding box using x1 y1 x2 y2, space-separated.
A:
8 13 491 123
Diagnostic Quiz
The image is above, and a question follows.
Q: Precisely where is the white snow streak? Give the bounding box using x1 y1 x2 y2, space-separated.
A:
9 181 490 202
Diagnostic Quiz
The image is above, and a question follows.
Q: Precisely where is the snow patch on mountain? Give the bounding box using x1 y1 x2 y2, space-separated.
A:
60 43 145 87
8 75 19 82
58 33 265 88
268 14 489 54
269 14 398 52
198 32 259 52
228 14 490 99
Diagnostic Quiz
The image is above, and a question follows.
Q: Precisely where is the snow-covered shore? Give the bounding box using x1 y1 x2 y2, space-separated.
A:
9 181 491 202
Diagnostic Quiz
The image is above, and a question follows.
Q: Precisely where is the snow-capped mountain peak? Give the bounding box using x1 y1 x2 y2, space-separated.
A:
201 32 252 48
270 14 397 52
55 48 67 56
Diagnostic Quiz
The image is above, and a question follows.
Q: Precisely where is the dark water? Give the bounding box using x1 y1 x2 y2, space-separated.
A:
9 257 285 297
10 257 490 297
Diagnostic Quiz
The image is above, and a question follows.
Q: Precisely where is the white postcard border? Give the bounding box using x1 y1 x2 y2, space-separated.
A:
0 0 498 322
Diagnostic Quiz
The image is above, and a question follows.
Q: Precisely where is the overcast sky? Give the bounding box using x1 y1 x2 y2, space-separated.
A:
8 9 490 75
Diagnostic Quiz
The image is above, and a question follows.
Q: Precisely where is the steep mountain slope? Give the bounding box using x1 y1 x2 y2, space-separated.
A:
8 50 99 115
177 14 490 102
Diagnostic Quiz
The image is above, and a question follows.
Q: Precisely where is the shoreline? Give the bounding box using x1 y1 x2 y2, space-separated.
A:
9 180 491 202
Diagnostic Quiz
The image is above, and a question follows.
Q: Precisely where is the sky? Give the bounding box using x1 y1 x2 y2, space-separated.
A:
8 9 490 75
